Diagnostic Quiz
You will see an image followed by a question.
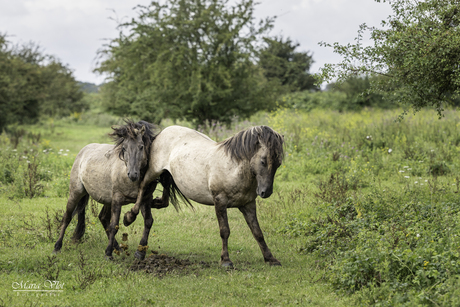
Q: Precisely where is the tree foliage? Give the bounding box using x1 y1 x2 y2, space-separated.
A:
0 34 84 131
259 36 318 93
96 0 279 126
317 0 460 117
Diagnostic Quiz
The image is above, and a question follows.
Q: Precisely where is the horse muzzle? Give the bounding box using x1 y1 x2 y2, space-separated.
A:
128 171 139 182
257 186 273 198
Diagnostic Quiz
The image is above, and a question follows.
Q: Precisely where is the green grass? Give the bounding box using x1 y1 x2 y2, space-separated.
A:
2 108 460 306
0 195 350 306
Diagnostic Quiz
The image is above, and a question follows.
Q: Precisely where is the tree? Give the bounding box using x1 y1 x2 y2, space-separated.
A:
96 0 277 126
317 0 460 117
259 36 318 93
327 76 392 110
0 34 84 131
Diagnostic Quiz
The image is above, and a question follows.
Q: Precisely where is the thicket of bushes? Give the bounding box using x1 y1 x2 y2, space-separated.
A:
268 108 460 305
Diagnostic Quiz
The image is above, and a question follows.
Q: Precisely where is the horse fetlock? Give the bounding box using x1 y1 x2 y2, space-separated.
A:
266 258 281 266
220 260 234 269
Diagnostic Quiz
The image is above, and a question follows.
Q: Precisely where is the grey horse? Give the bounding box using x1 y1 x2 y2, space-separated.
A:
53 120 164 260
124 125 285 267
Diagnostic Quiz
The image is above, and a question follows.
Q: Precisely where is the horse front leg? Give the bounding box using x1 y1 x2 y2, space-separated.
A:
214 196 233 268
105 198 122 260
123 179 158 226
239 201 281 266
135 201 153 260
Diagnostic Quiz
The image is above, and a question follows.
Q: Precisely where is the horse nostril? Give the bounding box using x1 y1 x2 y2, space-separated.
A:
260 191 266 198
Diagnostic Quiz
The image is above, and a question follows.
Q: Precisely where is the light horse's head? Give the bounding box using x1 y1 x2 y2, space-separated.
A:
109 120 156 182
220 126 285 198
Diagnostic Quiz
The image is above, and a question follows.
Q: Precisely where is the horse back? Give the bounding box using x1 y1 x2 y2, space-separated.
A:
151 126 256 206
71 143 136 205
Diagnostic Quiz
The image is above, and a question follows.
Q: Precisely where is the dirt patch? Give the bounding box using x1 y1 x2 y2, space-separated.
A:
129 253 211 277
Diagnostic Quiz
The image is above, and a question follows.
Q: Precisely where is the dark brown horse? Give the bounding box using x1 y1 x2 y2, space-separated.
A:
53 120 166 260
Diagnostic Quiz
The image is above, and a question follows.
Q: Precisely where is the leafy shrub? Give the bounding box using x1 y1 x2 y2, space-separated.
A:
281 183 460 305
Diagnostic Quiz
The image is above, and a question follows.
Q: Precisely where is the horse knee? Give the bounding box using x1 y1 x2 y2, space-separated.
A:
219 227 230 240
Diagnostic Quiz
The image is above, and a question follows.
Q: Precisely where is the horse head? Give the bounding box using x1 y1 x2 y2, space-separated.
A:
250 127 284 198
220 125 284 199
124 125 147 181
110 121 155 182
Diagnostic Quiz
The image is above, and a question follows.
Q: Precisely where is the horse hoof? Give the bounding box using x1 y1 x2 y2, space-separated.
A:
221 261 234 269
134 251 145 260
151 198 168 209
268 260 282 266
52 249 60 255
123 212 136 226
105 255 114 261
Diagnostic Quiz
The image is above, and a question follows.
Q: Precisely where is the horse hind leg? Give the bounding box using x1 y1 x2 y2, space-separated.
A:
98 204 122 252
53 191 87 254
71 194 90 242
151 174 171 209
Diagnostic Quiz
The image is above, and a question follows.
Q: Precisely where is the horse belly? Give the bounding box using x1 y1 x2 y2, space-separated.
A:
78 147 116 205
169 154 214 205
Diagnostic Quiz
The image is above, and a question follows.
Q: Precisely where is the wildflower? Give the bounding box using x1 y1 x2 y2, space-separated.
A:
415 181 418 184
404 176 410 178
388 149 392 153
26 160 30 164
403 166 409 168
416 234 420 237
399 170 405 173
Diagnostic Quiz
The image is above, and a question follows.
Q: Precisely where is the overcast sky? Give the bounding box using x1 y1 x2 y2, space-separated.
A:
0 0 393 85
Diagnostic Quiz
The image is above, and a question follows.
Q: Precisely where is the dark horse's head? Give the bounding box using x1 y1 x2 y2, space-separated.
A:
219 126 285 198
109 120 156 182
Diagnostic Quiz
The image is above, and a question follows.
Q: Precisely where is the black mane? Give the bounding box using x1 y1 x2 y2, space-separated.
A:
218 126 284 164
109 120 157 160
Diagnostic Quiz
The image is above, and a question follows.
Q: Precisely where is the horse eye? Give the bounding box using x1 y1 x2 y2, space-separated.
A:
139 145 144 150
261 160 266 166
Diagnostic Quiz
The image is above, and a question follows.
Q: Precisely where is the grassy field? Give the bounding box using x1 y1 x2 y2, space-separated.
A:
1 108 460 306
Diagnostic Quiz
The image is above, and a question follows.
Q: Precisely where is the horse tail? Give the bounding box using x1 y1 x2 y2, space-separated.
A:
159 171 193 211
71 194 90 241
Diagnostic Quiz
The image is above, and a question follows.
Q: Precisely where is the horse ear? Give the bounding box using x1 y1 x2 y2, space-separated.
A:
139 125 146 136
